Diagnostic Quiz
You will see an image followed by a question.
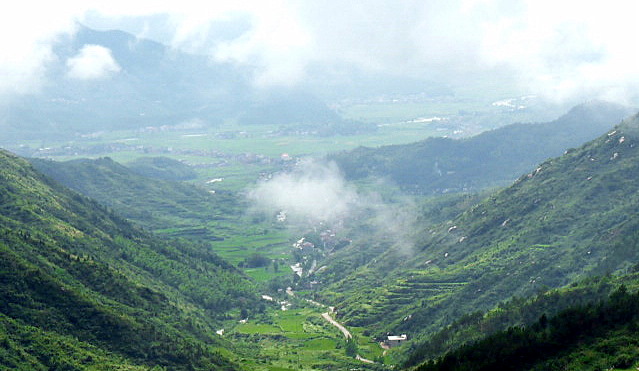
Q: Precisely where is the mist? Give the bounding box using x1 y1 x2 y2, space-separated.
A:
248 159 419 254
66 44 121 80
248 160 358 225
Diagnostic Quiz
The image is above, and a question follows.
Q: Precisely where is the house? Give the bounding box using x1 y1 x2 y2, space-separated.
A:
386 334 408 347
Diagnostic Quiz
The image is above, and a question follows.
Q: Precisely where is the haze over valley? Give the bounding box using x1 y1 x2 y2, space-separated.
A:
2 1 639 370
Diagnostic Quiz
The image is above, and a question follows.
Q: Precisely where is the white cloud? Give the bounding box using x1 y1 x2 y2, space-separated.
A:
66 44 121 80
248 159 420 254
212 1 312 86
477 0 639 102
1 0 639 101
0 0 80 95
249 159 358 224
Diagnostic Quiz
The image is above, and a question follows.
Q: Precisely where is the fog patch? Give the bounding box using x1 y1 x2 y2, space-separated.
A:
249 159 419 254
66 45 121 80
249 159 358 225
364 191 419 256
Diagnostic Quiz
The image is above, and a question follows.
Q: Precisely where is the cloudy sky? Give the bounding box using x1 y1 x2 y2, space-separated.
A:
1 0 638 102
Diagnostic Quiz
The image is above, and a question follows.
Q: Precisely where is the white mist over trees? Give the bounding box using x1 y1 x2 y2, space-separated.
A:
249 160 359 225
249 159 419 254
66 44 121 80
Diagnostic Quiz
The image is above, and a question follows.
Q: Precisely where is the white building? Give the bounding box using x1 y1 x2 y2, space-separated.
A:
386 334 408 347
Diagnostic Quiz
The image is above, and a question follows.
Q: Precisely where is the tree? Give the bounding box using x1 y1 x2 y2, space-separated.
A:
345 339 358 358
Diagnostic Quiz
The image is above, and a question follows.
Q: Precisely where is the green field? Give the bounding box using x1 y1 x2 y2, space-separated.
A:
14 121 454 194
229 306 383 370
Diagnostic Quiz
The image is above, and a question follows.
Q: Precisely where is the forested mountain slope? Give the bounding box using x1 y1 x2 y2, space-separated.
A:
415 284 639 371
403 272 639 368
331 101 633 193
320 113 639 352
30 156 238 238
0 150 258 369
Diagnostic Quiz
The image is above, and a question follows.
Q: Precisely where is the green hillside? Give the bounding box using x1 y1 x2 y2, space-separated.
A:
318 112 639 357
126 156 198 181
0 149 259 369
28 155 295 285
414 284 639 371
403 272 639 368
331 101 633 193
30 156 237 237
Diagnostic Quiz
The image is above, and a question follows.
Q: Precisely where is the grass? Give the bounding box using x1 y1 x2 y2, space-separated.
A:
236 322 282 334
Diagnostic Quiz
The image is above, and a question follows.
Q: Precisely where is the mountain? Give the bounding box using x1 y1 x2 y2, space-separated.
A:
316 112 639 353
0 149 259 369
0 26 354 141
330 101 634 193
29 156 240 239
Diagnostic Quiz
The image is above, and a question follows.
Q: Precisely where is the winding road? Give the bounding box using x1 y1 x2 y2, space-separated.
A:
321 312 351 339
321 312 375 364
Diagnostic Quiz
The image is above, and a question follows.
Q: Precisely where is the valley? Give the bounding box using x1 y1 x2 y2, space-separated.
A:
5 100 639 369
2 13 639 370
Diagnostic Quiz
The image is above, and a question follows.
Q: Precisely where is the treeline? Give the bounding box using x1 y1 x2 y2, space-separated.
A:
415 285 639 371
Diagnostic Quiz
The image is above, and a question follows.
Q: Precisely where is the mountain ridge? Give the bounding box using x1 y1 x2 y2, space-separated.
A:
331 100 634 193
318 111 639 355
1 26 353 141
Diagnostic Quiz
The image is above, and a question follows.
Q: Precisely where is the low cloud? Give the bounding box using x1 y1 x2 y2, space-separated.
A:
0 1 78 96
66 44 121 80
476 0 639 103
2 1 639 103
248 159 419 253
249 160 358 225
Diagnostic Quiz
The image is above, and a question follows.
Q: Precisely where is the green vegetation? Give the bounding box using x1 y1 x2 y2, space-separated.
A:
6 22 638 371
29 156 294 283
331 101 632 193
227 307 382 370
403 275 620 367
415 285 639 371
126 156 198 181
30 156 242 235
5 102 639 370
0 149 257 369
318 113 639 363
